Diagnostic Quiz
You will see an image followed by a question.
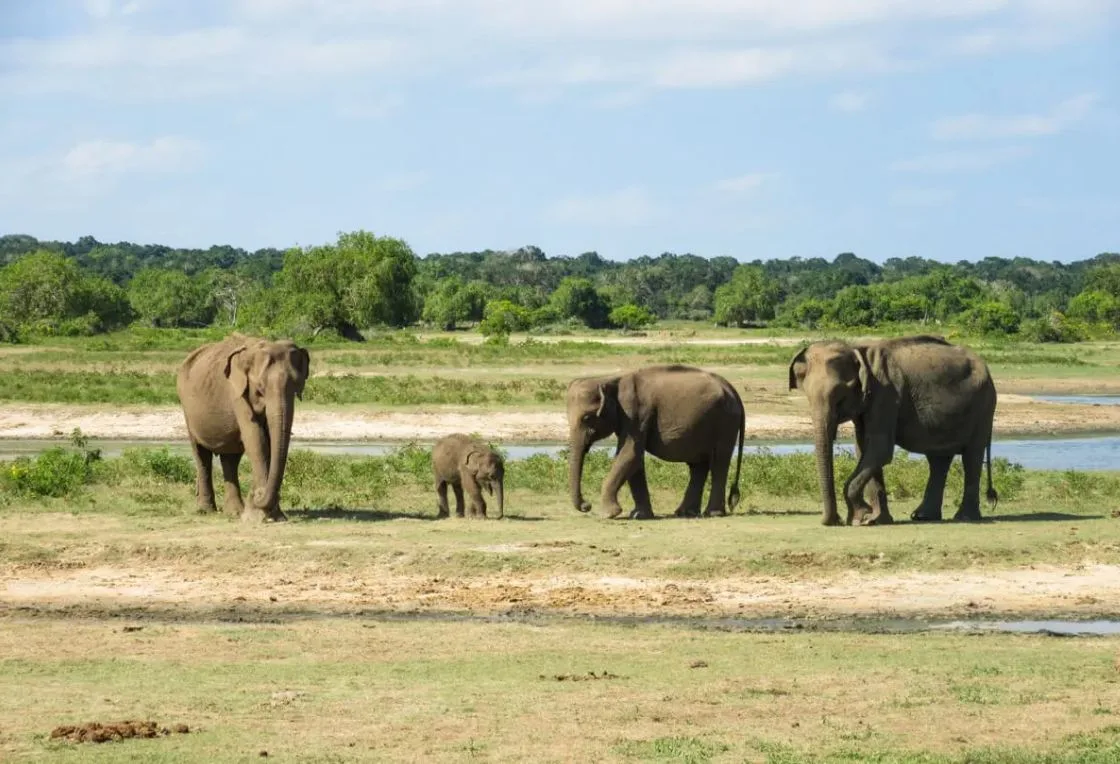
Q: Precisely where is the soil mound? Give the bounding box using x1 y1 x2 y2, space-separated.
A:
50 720 190 743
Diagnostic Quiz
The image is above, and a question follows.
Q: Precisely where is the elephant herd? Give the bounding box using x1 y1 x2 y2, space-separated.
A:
175 332 999 527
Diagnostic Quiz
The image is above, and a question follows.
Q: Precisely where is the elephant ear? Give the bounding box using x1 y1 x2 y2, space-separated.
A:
788 347 809 391
464 449 481 474
852 346 879 404
292 347 310 401
223 344 251 398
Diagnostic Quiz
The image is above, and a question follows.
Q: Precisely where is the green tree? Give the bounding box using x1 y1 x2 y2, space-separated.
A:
609 303 657 331
272 230 419 339
478 299 530 336
128 269 215 328
422 277 488 330
961 301 1021 335
713 266 781 326
0 250 131 337
1067 290 1120 327
549 277 610 328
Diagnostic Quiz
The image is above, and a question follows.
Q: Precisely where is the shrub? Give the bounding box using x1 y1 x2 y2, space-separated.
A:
1 447 97 497
609 303 656 331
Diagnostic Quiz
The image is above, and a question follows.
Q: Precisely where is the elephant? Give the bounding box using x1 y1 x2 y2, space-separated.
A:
431 434 505 519
787 334 998 527
176 333 310 523
566 364 745 520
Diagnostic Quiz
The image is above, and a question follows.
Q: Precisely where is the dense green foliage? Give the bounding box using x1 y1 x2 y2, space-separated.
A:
1 232 1117 342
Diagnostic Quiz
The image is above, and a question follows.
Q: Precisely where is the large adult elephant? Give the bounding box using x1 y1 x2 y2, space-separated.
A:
787 334 997 527
566 364 745 519
176 334 310 523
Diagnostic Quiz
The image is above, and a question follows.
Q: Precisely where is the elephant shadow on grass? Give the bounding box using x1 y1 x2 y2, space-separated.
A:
290 506 544 523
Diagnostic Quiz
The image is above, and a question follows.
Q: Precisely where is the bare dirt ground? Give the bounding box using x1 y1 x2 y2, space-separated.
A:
3 561 1119 623
0 393 1117 442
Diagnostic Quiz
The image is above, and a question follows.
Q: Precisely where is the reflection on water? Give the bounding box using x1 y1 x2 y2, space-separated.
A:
1 435 1118 471
1033 394 1120 406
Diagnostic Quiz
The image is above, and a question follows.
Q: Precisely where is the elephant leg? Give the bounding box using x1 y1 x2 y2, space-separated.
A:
435 480 450 518
462 472 486 518
853 419 892 526
601 436 644 519
842 434 893 526
452 482 466 518
911 454 953 522
627 468 655 520
218 453 244 518
703 448 732 518
189 439 217 513
674 462 708 518
953 446 985 522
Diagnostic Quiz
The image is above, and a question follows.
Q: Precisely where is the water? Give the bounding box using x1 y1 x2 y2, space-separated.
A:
1032 394 1120 406
3 434 1120 471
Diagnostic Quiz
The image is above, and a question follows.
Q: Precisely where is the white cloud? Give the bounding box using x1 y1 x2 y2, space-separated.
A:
544 187 655 226
932 93 1101 140
714 172 778 193
62 136 203 178
829 90 869 112
3 0 1115 100
890 146 1033 173
889 187 956 206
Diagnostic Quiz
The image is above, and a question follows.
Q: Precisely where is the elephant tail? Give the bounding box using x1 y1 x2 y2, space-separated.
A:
985 436 999 510
728 392 745 512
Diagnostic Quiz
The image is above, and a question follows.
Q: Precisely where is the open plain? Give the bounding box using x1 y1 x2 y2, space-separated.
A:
4 328 1120 762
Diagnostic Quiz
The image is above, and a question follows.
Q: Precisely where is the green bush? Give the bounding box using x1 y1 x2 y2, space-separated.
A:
1 447 98 497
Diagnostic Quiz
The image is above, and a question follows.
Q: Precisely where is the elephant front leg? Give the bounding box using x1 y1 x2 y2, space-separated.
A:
452 483 466 518
852 419 892 526
462 472 487 518
674 462 708 518
601 437 643 519
435 479 450 518
843 435 893 526
911 454 952 522
189 440 217 513
627 469 655 520
238 423 285 522
218 453 245 518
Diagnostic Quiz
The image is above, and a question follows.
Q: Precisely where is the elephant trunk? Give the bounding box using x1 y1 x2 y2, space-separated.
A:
568 431 592 513
494 479 504 519
813 414 839 526
258 396 294 514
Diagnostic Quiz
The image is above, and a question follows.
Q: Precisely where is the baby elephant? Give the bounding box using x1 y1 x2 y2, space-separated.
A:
431 434 505 519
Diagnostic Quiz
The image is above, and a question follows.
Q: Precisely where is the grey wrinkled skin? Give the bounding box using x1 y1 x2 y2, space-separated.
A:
566 364 745 520
431 433 506 519
788 334 998 527
176 333 309 524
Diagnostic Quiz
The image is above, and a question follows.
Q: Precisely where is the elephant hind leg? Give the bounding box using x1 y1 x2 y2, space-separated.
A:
952 446 985 522
674 462 708 518
452 483 466 518
218 453 245 517
190 439 217 513
911 454 952 522
703 446 733 517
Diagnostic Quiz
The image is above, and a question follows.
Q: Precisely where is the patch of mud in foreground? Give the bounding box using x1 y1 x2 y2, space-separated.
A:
50 720 191 744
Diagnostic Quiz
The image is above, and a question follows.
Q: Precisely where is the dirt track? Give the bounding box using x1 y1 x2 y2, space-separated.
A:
4 562 1119 622
0 394 1117 443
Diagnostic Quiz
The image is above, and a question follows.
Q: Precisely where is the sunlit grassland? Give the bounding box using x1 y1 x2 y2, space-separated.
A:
2 616 1120 762
2 326 1120 406
3 444 1119 581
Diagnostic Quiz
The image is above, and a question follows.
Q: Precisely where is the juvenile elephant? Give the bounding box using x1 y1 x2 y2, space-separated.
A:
567 364 745 519
176 334 310 523
787 334 997 527
432 434 506 519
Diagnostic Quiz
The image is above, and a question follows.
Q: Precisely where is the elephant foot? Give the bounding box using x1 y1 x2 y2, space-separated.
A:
629 506 655 520
702 506 727 518
602 502 625 519
240 506 269 523
674 504 701 518
864 511 894 526
821 513 843 527
222 502 244 518
952 507 983 523
195 503 218 515
910 508 943 523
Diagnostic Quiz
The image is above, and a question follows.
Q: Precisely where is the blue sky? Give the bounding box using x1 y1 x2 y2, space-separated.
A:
1 0 1117 263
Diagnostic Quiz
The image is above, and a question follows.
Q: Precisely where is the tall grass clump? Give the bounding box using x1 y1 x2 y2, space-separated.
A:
0 430 101 498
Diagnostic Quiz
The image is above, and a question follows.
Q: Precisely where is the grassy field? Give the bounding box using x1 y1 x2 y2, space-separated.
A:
5 325 1120 761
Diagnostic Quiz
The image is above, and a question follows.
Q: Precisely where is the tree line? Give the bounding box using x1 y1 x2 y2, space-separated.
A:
1 231 1118 343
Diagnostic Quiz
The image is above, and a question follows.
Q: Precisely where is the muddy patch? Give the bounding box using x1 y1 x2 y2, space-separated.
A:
50 720 191 744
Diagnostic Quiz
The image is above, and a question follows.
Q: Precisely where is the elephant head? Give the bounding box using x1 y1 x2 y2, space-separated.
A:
464 447 505 519
565 376 624 513
224 338 310 513
788 341 877 524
